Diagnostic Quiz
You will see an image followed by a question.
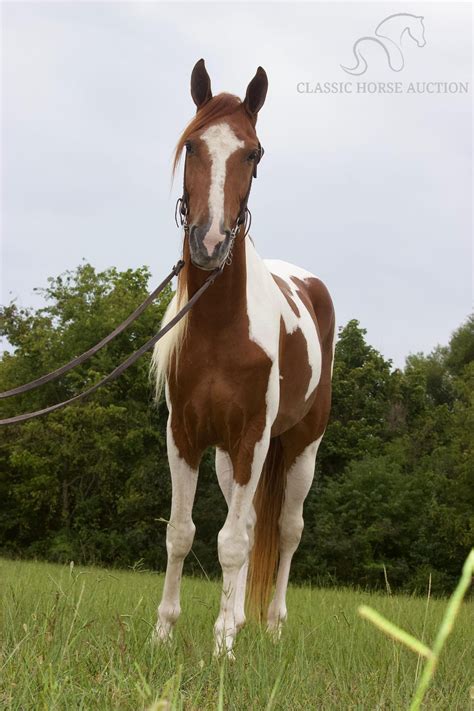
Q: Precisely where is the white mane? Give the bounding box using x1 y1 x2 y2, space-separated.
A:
150 281 189 400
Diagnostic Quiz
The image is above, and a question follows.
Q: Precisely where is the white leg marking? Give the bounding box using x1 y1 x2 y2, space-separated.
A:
153 418 198 643
201 123 244 255
267 436 323 637
215 447 233 506
234 504 256 631
214 429 272 658
215 448 255 633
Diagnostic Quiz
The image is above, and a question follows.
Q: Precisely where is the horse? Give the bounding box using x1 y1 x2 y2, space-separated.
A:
151 59 336 658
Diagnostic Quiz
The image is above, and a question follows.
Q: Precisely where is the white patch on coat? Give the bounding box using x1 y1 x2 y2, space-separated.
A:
245 246 322 401
265 259 315 282
201 123 244 255
265 258 322 399
245 239 281 361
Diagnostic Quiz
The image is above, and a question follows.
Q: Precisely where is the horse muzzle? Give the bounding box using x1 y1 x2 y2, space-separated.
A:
189 225 233 270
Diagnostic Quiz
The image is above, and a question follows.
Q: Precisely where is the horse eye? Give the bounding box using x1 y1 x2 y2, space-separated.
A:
247 150 258 161
185 141 194 154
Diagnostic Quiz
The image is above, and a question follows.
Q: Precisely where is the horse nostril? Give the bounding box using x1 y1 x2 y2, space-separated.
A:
190 225 207 244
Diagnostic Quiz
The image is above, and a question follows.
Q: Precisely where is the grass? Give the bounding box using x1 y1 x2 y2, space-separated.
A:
0 558 472 710
358 550 474 711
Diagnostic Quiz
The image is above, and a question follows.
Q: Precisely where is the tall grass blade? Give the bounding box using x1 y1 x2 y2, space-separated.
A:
358 606 432 658
410 549 474 711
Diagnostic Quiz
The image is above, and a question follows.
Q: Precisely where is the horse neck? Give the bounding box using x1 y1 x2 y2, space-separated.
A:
183 233 249 335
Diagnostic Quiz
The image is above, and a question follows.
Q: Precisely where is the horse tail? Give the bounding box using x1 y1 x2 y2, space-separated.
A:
247 436 286 621
340 38 370 76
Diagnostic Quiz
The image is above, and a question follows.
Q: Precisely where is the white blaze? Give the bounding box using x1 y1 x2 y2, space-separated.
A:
201 123 244 255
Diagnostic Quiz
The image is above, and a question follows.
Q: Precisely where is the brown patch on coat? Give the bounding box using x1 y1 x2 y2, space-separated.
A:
167 236 272 486
280 276 335 468
271 317 312 436
271 275 300 317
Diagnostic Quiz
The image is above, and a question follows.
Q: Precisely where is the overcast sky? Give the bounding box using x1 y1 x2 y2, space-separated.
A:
1 1 472 367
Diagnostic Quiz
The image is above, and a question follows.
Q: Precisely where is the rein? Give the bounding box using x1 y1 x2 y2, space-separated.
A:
1 136 264 426
0 260 224 425
1 261 184 401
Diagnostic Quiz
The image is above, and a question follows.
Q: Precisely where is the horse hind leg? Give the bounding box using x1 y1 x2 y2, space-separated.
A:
267 436 322 637
153 419 199 643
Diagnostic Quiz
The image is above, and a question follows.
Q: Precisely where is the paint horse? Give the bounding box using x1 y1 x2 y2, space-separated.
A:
152 60 335 658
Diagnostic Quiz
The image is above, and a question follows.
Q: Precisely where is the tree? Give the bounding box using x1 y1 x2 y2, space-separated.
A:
318 320 395 478
1 266 472 594
0 264 171 565
295 315 474 594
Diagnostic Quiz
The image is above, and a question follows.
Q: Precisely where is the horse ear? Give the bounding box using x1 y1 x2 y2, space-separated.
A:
191 59 213 110
244 67 268 118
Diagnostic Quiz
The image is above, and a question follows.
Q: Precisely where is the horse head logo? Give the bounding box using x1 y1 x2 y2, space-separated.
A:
341 13 426 75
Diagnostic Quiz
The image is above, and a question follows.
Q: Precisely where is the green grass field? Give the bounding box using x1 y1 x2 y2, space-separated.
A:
1 558 472 710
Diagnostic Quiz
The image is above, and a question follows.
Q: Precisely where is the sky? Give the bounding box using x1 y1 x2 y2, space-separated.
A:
1 1 472 367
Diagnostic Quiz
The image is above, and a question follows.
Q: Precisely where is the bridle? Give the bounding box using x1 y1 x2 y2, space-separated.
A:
175 141 264 256
0 141 265 425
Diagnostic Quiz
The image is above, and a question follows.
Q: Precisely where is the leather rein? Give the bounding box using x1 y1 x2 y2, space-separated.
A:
0 142 264 426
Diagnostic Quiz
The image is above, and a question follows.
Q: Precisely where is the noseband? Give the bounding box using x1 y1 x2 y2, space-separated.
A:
175 142 264 246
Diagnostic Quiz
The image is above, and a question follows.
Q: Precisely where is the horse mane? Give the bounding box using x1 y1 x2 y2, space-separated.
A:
151 255 189 401
152 94 242 400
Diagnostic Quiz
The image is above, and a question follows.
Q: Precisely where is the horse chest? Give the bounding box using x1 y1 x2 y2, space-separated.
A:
169 329 274 450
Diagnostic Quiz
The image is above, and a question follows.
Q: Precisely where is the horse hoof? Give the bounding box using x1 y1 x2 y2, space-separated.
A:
151 625 173 646
235 617 246 632
213 645 236 662
266 622 283 643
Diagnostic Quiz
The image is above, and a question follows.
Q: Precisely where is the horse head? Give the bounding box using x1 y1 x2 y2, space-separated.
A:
175 59 268 270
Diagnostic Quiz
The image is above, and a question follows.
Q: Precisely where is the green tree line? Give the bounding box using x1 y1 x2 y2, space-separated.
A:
1 264 472 594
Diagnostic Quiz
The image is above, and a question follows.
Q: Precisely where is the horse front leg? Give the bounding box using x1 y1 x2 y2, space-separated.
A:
215 448 256 633
214 430 270 659
153 418 199 643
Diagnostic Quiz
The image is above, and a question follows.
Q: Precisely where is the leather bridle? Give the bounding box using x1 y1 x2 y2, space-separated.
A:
175 142 264 248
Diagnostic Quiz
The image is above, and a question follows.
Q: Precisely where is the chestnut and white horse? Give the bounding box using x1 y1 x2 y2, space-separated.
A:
152 60 335 658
